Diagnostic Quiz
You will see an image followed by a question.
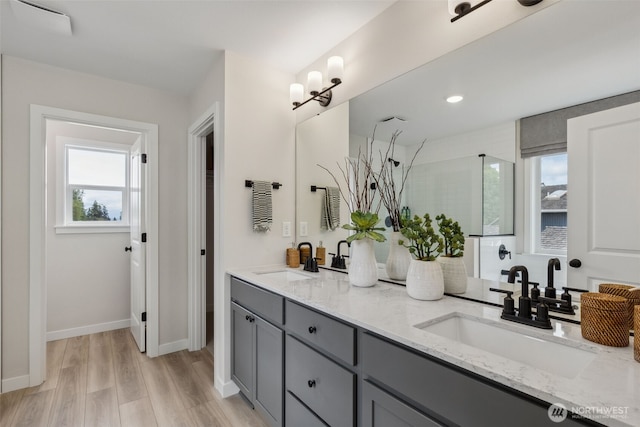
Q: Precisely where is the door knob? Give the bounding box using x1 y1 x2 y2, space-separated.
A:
125 246 132 252
569 259 582 268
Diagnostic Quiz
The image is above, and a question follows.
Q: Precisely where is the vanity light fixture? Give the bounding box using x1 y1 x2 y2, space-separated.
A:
446 95 464 103
449 0 543 22
290 56 343 110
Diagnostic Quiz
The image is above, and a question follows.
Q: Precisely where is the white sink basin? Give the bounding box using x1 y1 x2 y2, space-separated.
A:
415 313 597 379
255 270 312 281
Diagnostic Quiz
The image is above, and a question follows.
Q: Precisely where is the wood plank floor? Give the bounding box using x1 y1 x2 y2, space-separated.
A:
0 329 269 427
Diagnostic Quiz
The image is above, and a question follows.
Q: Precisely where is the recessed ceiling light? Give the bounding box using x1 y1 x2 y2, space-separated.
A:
446 95 464 104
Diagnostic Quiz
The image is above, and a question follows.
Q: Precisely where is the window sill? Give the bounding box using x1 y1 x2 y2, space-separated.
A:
55 224 130 234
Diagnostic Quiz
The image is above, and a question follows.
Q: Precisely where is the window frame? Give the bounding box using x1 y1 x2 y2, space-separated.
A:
56 136 131 234
523 153 568 256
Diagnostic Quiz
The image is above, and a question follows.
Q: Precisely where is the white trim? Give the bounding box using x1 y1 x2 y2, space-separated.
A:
29 105 160 388
159 339 189 356
54 225 130 234
187 103 227 397
216 378 240 399
2 375 31 394
46 318 130 341
187 105 215 352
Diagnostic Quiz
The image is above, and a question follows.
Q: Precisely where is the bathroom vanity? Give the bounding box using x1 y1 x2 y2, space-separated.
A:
229 268 638 427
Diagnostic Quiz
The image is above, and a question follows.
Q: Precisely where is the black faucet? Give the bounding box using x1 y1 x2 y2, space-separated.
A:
538 286 588 315
304 257 319 273
545 258 561 298
297 242 313 265
490 265 552 329
330 240 350 270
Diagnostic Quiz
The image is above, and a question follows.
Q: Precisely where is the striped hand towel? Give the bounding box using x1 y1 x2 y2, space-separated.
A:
321 186 341 231
252 181 272 232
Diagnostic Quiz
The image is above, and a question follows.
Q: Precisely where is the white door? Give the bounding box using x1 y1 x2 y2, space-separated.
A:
567 102 640 290
130 137 146 352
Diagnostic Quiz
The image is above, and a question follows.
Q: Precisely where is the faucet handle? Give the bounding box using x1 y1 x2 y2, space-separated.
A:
489 288 515 316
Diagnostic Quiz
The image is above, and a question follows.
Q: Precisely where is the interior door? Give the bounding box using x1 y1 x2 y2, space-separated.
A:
567 102 640 289
130 137 146 352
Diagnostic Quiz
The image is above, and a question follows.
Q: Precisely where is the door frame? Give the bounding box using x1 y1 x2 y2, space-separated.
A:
29 105 160 386
187 104 218 352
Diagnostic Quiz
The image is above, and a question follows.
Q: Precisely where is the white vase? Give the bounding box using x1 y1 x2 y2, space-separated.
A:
405 259 444 300
437 256 468 294
348 238 378 287
386 231 412 281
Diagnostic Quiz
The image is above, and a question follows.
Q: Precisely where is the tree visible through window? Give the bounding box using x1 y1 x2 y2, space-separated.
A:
65 145 128 225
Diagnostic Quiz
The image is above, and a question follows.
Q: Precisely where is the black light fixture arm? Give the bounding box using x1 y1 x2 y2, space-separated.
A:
292 79 341 111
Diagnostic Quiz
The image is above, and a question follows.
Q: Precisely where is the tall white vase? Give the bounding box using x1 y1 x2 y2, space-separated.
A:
386 231 412 281
405 259 444 300
437 256 468 294
348 238 378 287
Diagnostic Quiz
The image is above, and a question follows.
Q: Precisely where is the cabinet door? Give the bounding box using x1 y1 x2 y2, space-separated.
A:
285 392 327 427
362 381 444 427
255 317 284 427
231 302 254 400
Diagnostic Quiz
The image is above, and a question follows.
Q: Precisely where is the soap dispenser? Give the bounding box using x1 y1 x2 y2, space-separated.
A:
287 242 300 268
316 241 326 266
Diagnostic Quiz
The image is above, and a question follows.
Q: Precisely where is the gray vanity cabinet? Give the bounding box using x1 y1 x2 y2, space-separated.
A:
362 380 444 427
362 332 599 427
284 300 357 427
231 277 284 427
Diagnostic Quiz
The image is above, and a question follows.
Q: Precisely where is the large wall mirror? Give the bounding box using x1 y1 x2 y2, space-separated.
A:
295 1 639 275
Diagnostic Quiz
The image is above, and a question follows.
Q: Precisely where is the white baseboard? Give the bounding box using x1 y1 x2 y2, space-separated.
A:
2 374 30 393
215 376 240 398
158 339 188 356
47 319 130 341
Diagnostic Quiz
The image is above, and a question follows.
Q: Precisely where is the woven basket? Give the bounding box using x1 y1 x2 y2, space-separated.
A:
599 283 640 331
635 306 640 362
581 293 629 347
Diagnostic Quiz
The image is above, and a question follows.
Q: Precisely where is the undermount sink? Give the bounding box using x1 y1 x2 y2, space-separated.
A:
415 313 597 379
255 270 312 281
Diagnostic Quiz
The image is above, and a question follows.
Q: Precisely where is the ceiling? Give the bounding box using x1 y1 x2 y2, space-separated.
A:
0 0 394 95
349 0 640 144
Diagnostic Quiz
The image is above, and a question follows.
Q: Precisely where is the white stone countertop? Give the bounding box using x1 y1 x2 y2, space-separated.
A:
228 266 639 427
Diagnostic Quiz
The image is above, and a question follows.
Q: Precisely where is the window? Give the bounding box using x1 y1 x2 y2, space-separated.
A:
57 137 130 233
529 153 568 254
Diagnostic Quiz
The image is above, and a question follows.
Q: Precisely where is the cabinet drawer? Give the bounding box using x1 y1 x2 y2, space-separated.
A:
362 380 444 427
286 335 355 427
362 333 592 427
285 392 327 427
231 276 284 324
285 300 356 365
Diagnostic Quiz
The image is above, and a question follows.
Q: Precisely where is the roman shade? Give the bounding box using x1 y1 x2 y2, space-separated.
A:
519 90 640 158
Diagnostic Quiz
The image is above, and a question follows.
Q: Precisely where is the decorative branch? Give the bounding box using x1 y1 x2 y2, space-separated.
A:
369 126 427 231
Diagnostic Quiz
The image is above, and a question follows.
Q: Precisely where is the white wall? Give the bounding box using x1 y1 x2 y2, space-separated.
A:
293 0 559 124
296 102 350 257
1 55 189 382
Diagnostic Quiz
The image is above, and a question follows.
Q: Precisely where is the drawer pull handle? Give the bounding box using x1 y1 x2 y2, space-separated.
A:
307 379 316 388
308 326 317 334
245 315 255 323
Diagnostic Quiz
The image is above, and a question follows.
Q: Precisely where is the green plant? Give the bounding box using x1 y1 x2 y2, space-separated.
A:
436 214 465 257
399 213 443 261
343 210 386 243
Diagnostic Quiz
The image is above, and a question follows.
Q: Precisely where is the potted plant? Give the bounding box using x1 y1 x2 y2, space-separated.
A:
319 144 385 287
435 214 467 294
371 128 426 280
399 213 445 300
